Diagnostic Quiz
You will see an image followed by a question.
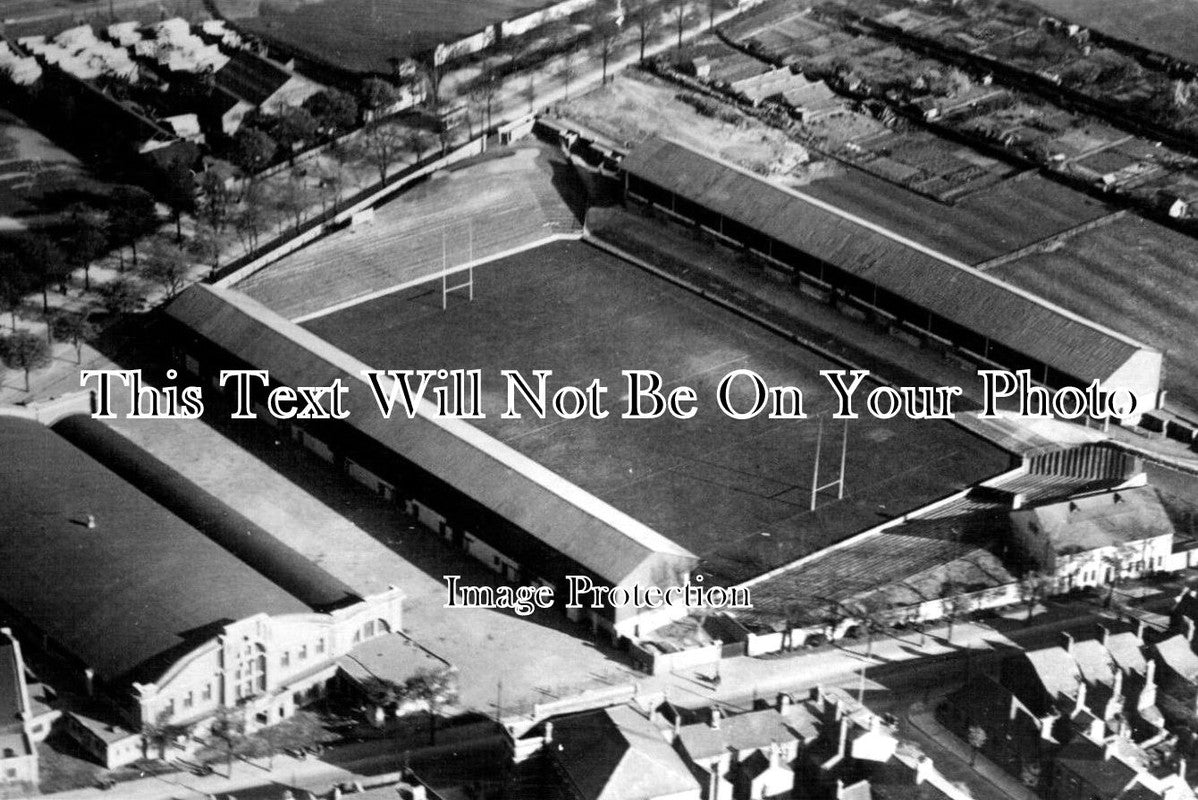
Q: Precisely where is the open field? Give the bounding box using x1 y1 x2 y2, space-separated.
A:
1023 0 1198 66
0 110 111 231
796 167 1114 264
236 144 582 320
218 0 559 73
555 71 813 176
304 240 1009 584
990 214 1198 411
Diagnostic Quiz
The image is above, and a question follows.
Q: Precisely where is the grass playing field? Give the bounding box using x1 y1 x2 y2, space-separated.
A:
304 240 1009 584
991 214 1198 412
236 144 582 320
1023 0 1198 67
222 0 560 73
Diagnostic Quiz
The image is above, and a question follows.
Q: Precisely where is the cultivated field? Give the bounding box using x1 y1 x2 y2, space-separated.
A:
991 215 1198 411
1023 0 1198 66
555 72 814 177
304 240 1009 584
236 144 582 320
797 167 1114 264
219 0 559 72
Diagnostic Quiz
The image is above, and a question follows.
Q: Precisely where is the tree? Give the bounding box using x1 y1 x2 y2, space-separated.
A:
1018 570 1049 622
560 49 579 101
418 57 443 110
232 184 274 253
191 222 224 276
402 666 459 745
405 129 433 163
304 88 359 135
139 239 191 300
142 708 189 760
359 77 401 117
12 234 67 313
198 160 238 234
208 704 247 778
97 275 145 316
63 206 108 292
157 158 196 242
272 171 312 235
359 122 407 182
629 0 660 62
231 127 278 174
1 329 51 391
270 107 319 161
108 185 158 269
837 598 889 704
966 724 987 766
590 10 621 86
672 0 689 50
0 253 32 330
50 311 96 364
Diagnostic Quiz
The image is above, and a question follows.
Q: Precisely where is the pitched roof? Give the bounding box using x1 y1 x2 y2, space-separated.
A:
1023 646 1082 702
1010 486 1175 555
214 50 291 107
551 705 700 800
1105 632 1148 675
166 285 698 591
1073 638 1118 686
621 137 1155 383
1152 635 1198 682
0 415 309 684
678 708 798 761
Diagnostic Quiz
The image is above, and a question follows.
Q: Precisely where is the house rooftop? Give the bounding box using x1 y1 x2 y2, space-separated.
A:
550 705 700 800
1010 486 1174 555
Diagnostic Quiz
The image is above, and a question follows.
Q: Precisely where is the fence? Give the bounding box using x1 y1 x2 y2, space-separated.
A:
0 392 90 425
212 134 487 288
630 640 723 676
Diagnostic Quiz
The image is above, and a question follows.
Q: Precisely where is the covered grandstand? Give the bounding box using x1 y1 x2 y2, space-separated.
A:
0 413 403 767
620 137 1164 420
166 283 700 639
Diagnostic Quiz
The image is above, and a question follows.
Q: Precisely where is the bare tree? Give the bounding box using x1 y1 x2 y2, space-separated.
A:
139 239 192 300
359 122 407 182
50 311 96 365
630 0 661 61
589 7 622 85
560 49 579 101
672 0 689 50
208 704 247 778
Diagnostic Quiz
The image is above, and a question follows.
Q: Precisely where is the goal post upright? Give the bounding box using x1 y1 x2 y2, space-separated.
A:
441 220 475 310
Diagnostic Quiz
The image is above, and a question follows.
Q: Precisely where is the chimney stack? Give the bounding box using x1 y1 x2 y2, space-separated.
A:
83 667 94 697
86 514 96 529
710 706 721 730
1060 632 1075 655
1185 617 1196 644
543 721 553 744
837 714 850 758
1179 758 1188 780
1136 620 1147 642
1097 624 1110 647
777 693 791 713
